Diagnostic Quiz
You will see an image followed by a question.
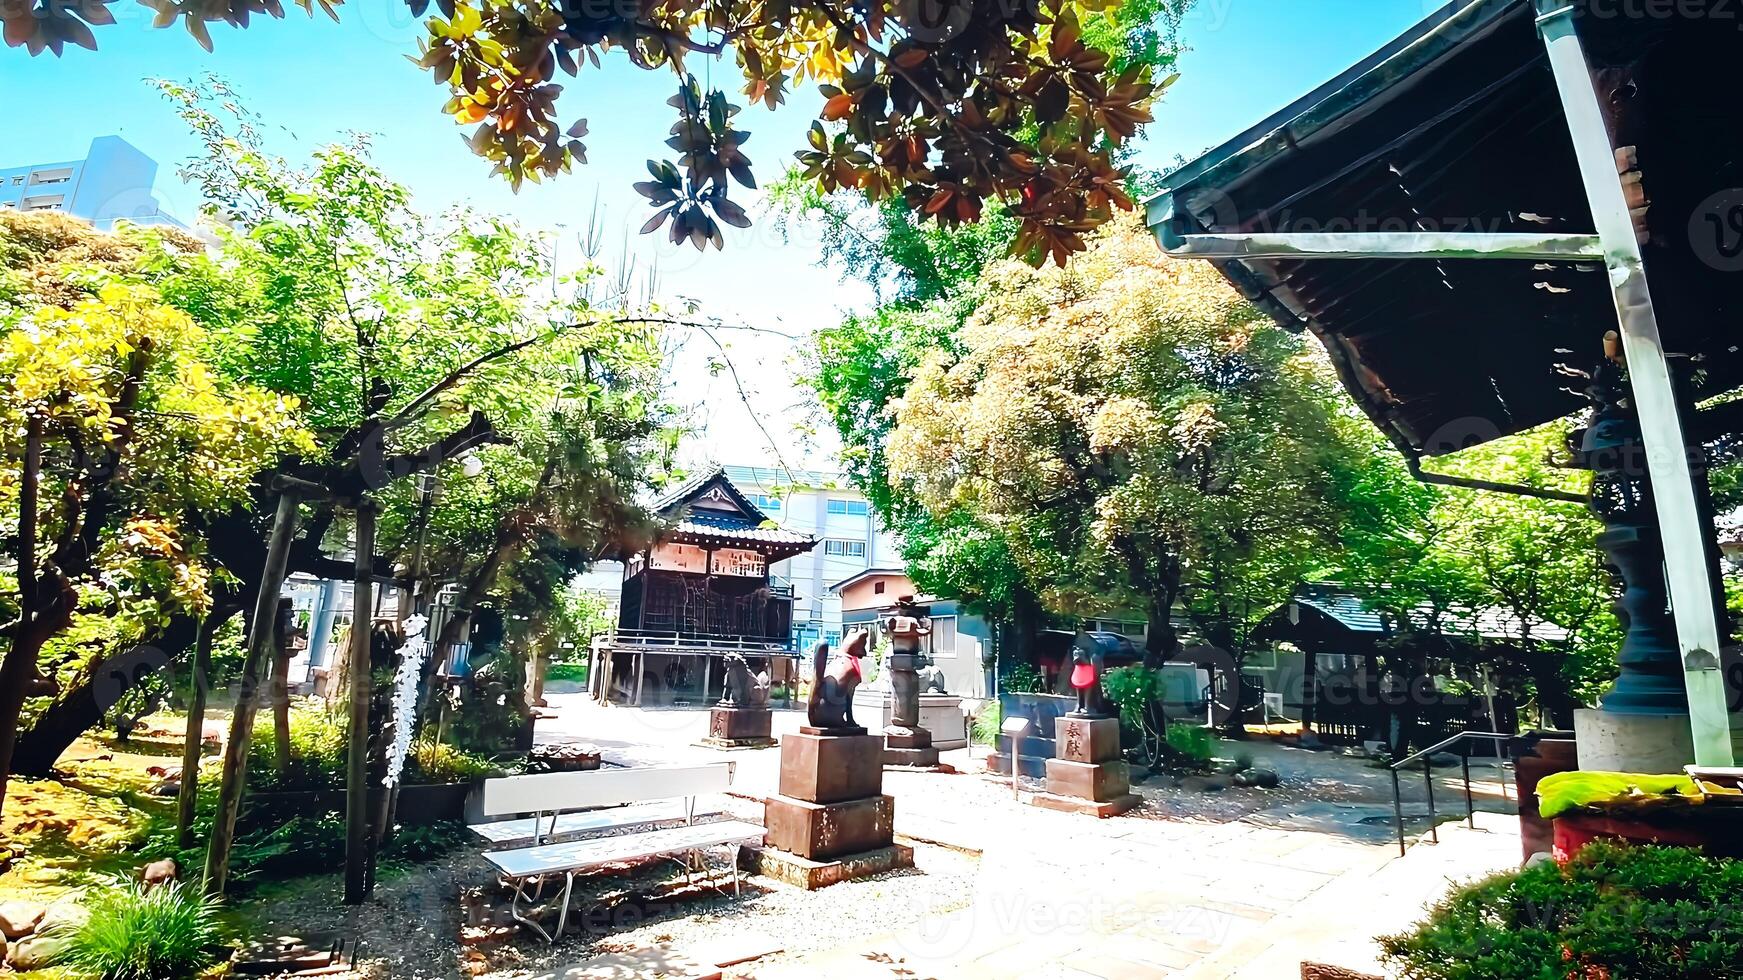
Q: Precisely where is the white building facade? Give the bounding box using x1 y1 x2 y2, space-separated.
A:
720 465 899 651
1 136 184 230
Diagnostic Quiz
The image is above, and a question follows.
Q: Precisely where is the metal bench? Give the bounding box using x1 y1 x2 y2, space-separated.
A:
485 820 766 941
471 762 760 942
470 762 735 847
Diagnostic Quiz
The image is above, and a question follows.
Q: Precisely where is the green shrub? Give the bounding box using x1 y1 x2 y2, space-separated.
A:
404 739 503 784
1001 661 1046 694
57 877 226 980
247 704 346 792
545 661 588 683
1101 665 1164 726
380 820 471 871
1165 723 1217 766
971 701 1004 746
1379 841 1743 979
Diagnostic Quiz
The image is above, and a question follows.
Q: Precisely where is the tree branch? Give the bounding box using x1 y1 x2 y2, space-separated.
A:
383 315 707 431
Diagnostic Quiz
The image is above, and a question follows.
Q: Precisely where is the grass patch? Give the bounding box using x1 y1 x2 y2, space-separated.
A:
57 877 227 980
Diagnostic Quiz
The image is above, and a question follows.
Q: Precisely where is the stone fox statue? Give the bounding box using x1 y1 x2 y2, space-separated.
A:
721 652 771 707
806 631 868 730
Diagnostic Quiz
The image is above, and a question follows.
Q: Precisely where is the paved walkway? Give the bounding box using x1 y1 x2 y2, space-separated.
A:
534 698 1524 978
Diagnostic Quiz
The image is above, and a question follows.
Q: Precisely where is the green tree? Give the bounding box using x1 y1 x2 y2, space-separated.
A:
889 213 1350 662
8 82 679 777
0 251 312 813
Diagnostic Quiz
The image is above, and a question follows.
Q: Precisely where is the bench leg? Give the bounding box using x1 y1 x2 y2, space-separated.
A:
508 877 555 945
553 872 576 942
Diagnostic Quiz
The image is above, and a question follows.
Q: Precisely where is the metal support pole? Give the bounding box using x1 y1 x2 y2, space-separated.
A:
1536 1 1734 766
1461 754 1475 830
1423 759 1438 845
1391 767 1406 858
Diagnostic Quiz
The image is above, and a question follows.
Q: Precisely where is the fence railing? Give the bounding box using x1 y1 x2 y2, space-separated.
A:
602 627 799 655
1389 730 1517 857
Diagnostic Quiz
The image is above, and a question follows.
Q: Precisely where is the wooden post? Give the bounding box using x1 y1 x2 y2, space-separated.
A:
270 598 293 777
204 491 300 898
344 501 377 904
176 611 230 848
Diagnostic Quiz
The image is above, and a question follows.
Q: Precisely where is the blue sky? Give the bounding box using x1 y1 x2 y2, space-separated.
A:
1 0 1436 467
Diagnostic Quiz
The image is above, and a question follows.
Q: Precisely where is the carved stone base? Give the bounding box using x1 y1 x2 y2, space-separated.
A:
738 842 913 890
1054 715 1121 764
883 724 940 767
1045 757 1132 802
764 794 895 860
778 733 885 803
1029 791 1141 818
701 706 774 748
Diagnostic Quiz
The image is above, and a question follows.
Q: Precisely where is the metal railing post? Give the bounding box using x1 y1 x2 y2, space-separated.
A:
1461 753 1474 829
1423 757 1438 845
1391 767 1406 857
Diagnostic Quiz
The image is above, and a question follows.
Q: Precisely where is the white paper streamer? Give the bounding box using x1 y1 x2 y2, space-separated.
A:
383 614 430 788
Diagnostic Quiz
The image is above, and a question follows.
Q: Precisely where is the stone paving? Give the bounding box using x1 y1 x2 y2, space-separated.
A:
534 698 1524 979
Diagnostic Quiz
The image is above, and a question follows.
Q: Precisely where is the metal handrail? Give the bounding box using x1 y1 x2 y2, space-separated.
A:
1388 730 1517 858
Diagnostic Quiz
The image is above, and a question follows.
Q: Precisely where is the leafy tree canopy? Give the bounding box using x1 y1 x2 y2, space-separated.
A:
888 212 1353 656
9 0 1183 264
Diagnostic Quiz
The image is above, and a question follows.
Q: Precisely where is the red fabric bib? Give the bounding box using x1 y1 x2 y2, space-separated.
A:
1070 663 1097 690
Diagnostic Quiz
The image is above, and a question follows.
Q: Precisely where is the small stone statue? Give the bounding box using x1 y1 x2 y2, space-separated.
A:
720 652 771 707
1067 637 1110 718
806 631 867 730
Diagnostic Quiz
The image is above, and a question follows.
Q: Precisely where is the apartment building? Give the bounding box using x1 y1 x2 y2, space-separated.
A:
1 135 184 230
720 465 898 650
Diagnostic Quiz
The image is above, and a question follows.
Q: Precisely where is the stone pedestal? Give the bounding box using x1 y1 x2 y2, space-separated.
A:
754 730 906 888
882 726 941 768
1574 708 1695 773
1032 715 1140 818
699 705 775 749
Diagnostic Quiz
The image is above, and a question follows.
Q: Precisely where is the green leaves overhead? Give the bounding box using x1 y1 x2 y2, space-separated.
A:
633 77 755 252
12 0 1176 266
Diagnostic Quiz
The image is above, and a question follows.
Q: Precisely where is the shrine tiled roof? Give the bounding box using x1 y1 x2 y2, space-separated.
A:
671 510 813 546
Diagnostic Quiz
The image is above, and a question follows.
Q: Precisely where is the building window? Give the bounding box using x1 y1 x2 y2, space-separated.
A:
929 616 958 658
826 498 869 516
824 539 866 559
9 176 22 185
752 493 782 512
873 581 885 595
29 168 73 186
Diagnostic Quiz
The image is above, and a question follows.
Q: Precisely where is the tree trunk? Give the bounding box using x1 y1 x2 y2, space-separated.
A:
204 492 300 899
0 420 72 814
1144 592 1178 667
344 502 378 905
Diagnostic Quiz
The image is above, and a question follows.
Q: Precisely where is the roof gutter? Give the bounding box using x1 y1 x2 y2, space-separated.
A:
1405 454 1587 503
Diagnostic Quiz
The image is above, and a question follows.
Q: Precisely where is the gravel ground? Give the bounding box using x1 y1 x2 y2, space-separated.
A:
238 798 978 980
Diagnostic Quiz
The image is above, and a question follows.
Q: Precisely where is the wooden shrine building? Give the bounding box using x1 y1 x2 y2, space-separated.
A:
591 468 817 706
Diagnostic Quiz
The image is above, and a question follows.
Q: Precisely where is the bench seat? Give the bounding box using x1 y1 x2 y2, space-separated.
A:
484 819 766 880
470 799 711 847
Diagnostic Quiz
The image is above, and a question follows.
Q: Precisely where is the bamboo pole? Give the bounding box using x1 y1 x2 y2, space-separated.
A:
344 501 377 904
204 491 300 897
